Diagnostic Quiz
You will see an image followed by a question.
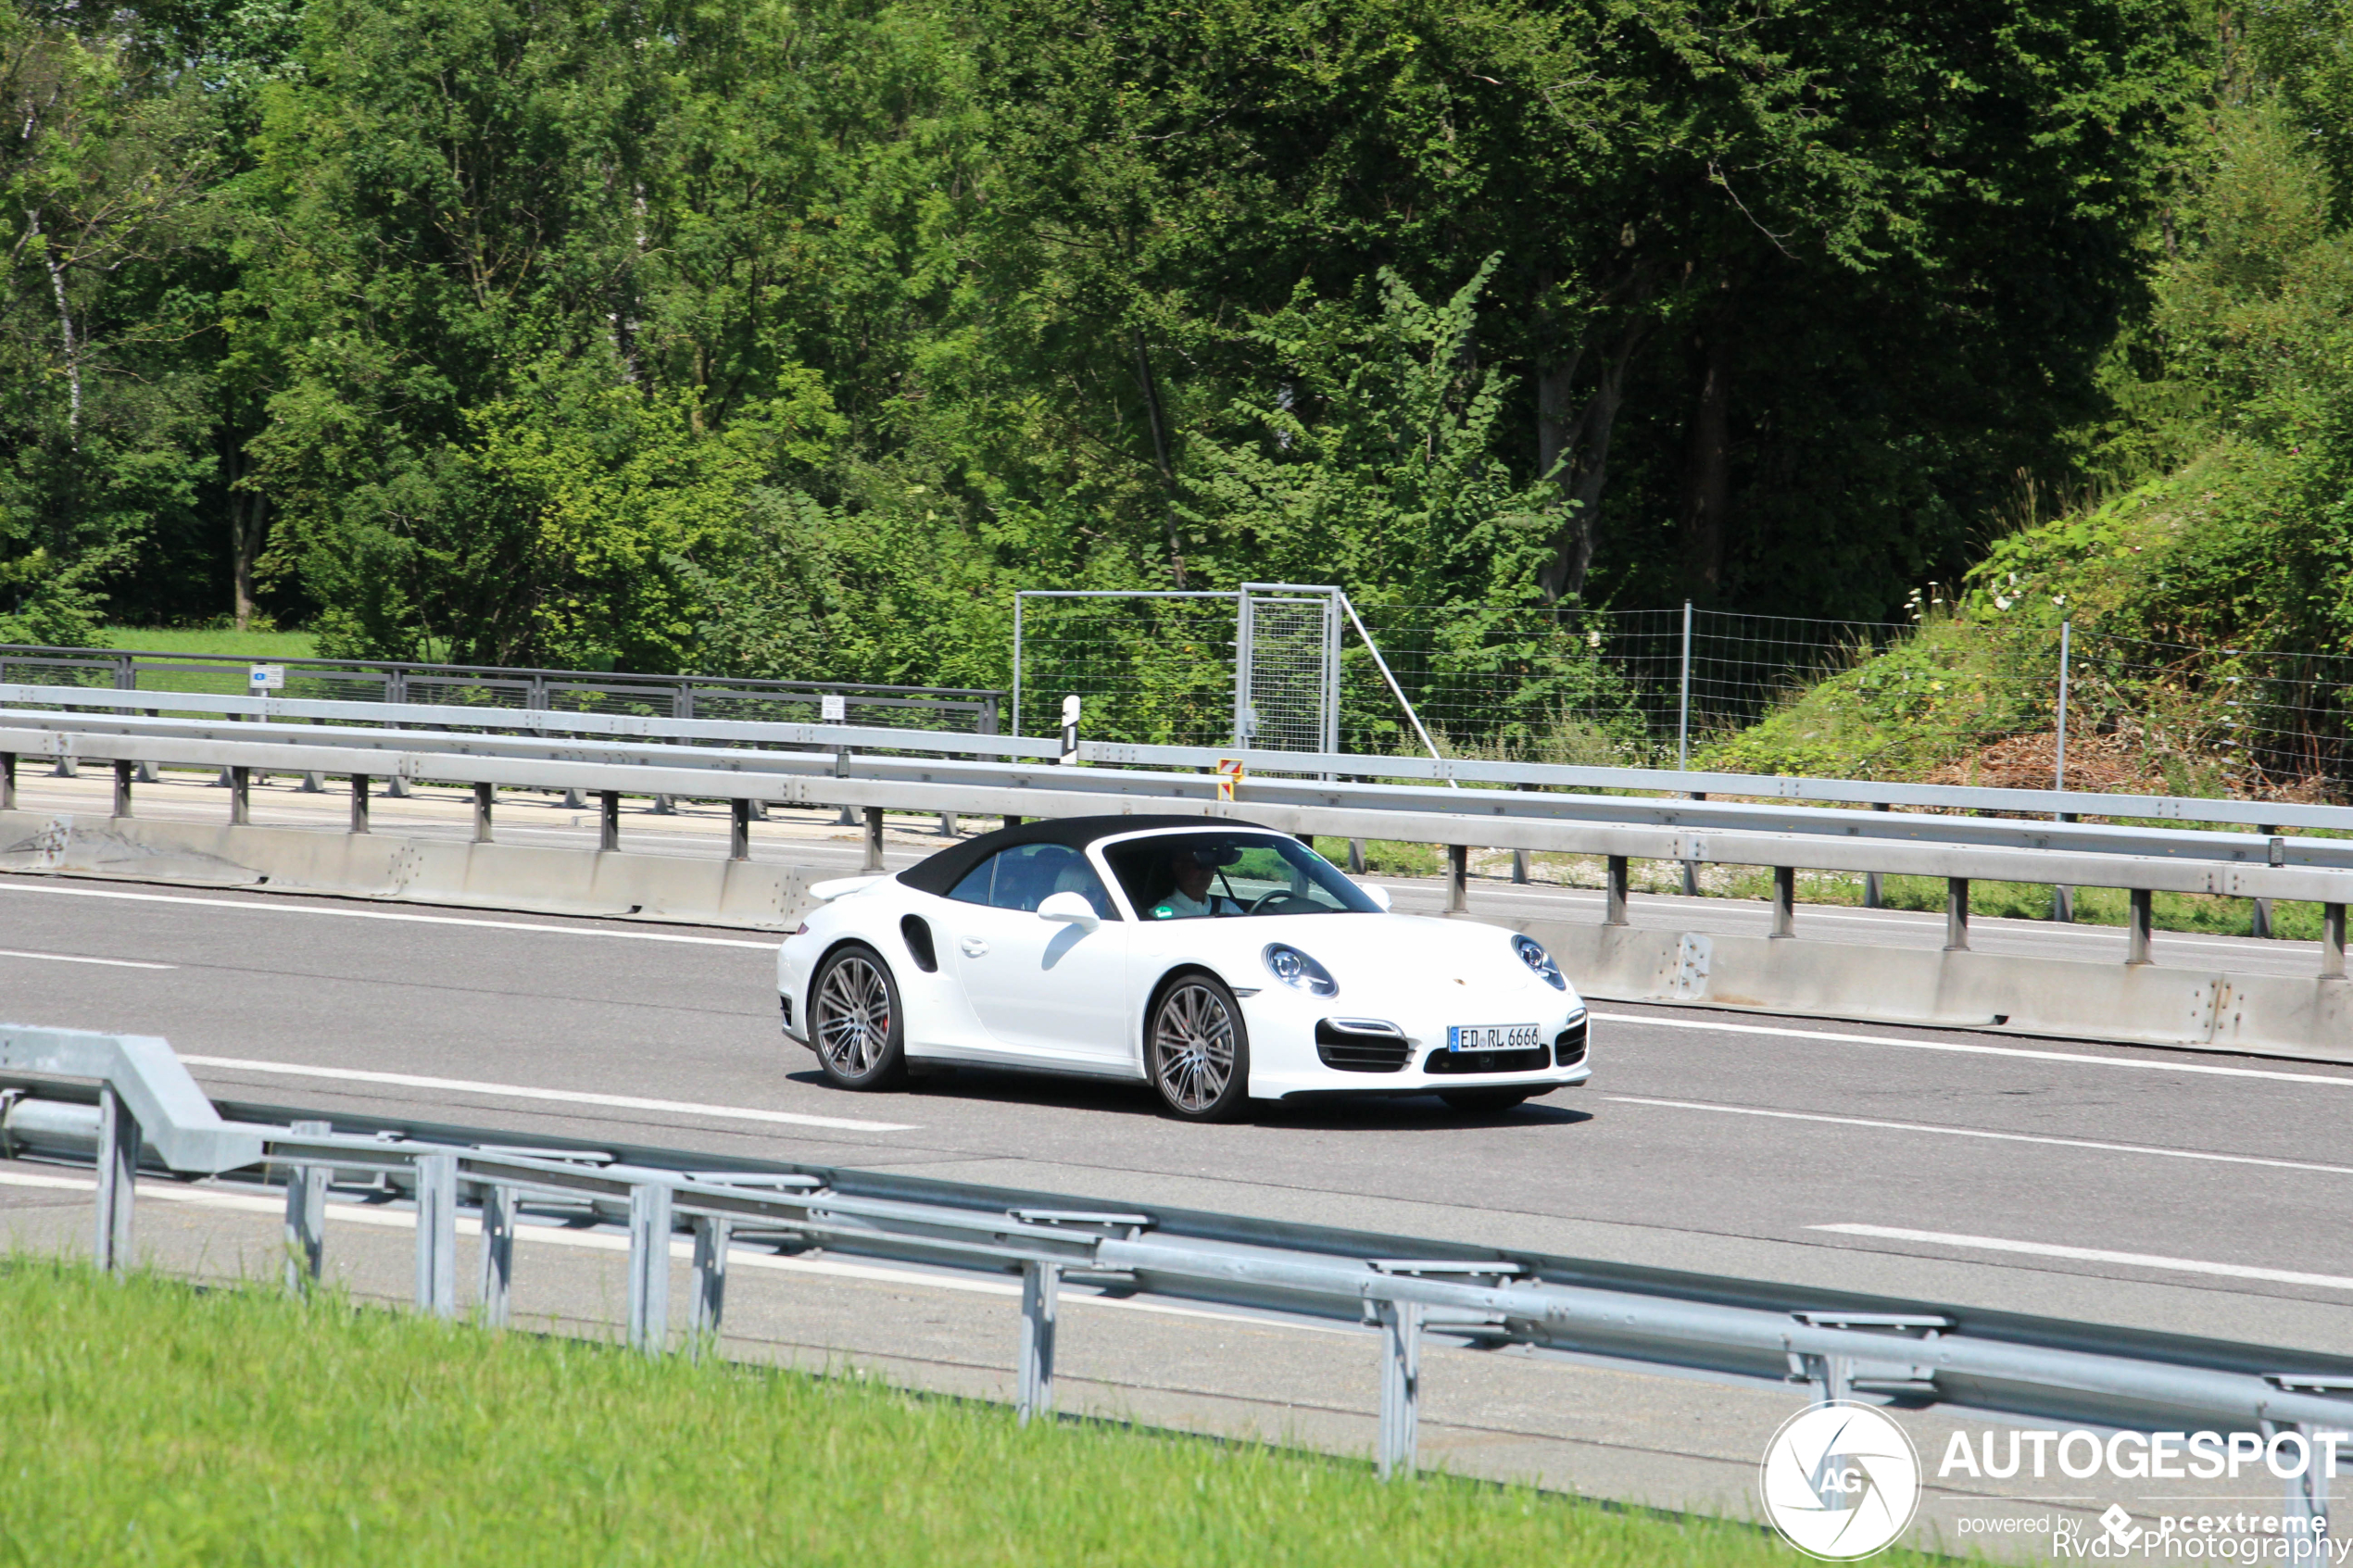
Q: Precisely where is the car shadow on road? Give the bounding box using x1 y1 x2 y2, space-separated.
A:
784 1067 1594 1129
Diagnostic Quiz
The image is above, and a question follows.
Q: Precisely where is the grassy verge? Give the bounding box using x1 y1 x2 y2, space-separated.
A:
94 625 318 659
0 1259 1895 1568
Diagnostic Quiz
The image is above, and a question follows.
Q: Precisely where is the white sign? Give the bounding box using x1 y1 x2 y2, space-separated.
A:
1060 695 1081 727
248 664 285 691
819 694 846 723
1759 1401 1920 1561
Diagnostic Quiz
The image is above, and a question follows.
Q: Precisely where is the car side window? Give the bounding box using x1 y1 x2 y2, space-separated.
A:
946 844 1118 919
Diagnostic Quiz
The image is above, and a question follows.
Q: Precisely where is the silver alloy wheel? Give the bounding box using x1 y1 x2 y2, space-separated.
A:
815 953 893 1078
1152 980 1236 1113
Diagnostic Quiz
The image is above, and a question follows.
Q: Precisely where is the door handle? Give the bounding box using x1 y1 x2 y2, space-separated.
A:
960 936 988 957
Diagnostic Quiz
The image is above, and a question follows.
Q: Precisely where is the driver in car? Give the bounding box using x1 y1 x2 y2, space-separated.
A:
1157 847 1242 919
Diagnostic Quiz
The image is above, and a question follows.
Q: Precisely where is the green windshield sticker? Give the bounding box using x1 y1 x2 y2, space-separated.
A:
1153 906 1173 919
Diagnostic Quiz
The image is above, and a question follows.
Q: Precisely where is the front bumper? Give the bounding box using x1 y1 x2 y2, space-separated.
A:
1242 989 1592 1100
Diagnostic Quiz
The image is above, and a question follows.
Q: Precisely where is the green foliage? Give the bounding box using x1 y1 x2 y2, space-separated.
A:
0 1258 1876 1567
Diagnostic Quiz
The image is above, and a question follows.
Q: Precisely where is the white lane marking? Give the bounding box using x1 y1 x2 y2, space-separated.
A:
0 947 175 970
1810 1224 2353 1293
0 882 775 947
178 1054 916 1134
1607 1096 2353 1178
0 1171 1353 1334
1591 1011 2353 1088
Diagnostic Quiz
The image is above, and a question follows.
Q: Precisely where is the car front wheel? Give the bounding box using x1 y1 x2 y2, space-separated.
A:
1148 973 1251 1122
811 944 907 1090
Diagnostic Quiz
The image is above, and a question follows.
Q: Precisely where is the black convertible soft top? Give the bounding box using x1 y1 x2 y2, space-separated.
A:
894 813 1278 897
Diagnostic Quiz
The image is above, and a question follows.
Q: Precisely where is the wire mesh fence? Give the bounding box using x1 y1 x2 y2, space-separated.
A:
2065 631 2353 799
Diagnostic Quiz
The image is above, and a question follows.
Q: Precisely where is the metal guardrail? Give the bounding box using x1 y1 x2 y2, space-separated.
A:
5 700 2353 975
0 645 1004 734
2 1022 2348 1514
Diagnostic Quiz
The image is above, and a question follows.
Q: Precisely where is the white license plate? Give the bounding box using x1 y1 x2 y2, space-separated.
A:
1447 1022 1541 1052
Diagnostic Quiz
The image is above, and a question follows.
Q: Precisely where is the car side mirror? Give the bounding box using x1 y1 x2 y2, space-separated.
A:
1359 882 1391 912
1037 890 1101 931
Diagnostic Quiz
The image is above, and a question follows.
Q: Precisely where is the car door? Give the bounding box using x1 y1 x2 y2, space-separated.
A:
942 844 1133 1068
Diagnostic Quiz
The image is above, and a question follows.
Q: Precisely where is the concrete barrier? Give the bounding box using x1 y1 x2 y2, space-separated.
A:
0 811 812 930
8 809 2345 1062
1485 916 2353 1067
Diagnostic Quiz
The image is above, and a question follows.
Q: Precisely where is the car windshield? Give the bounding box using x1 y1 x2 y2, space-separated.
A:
1103 834 1379 920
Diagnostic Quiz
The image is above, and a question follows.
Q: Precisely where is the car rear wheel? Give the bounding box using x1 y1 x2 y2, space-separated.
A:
812 944 907 1090
1439 1088 1536 1115
1148 973 1250 1122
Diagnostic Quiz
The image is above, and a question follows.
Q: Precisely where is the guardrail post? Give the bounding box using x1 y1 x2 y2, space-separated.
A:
1017 1259 1059 1424
2253 825 2279 938
349 774 371 834
1 750 13 810
1003 815 1025 830
651 793 677 815
283 1120 329 1294
1944 879 1969 951
939 810 958 838
414 1153 458 1319
51 749 76 778
1511 849 1529 884
1374 1298 1422 1480
1770 867 1796 939
1864 802 1890 907
2127 888 2155 966
627 1181 673 1354
298 770 325 794
2275 1421 2333 1552
1446 845 1468 913
1347 838 1365 873
729 798 751 861
472 783 494 844
228 765 250 826
1797 1351 1854 1406
110 759 133 818
2053 812 2081 922
834 746 856 827
2323 904 2346 979
598 791 620 851
863 808 886 872
1681 793 1705 896
1604 856 1629 926
476 1181 515 1328
93 1085 139 1275
690 1215 730 1347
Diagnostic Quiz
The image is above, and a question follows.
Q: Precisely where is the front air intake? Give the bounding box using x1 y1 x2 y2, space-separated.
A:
1315 1018 1409 1073
1554 1018 1588 1067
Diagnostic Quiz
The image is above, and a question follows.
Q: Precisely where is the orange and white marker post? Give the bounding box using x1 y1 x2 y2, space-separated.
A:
1215 758 1245 802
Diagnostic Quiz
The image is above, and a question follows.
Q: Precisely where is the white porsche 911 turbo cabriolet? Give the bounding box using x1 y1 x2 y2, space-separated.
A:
776 815 1591 1120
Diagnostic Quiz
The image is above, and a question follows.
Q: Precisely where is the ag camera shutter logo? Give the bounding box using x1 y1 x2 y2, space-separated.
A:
1759 1401 1922 1560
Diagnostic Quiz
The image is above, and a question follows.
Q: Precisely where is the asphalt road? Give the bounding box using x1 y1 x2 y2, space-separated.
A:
5 868 2348 1364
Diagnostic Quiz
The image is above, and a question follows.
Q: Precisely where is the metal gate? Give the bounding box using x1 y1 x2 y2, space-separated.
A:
1234 583 1339 753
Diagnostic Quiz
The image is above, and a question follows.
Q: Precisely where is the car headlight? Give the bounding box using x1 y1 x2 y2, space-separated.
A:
1262 943 1338 997
1512 934 1567 990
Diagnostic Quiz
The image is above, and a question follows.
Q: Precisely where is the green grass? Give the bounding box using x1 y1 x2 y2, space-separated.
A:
0 1259 1906 1568
94 625 318 659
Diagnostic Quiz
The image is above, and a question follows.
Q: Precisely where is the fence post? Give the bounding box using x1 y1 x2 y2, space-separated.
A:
2054 620 2070 793
1677 600 1693 771
1010 593 1025 739
477 1182 515 1329
413 1153 458 1319
1375 1298 1422 1481
690 1215 731 1347
1017 1259 1060 1424
2127 888 2155 967
1944 879 1970 952
93 1085 139 1275
283 1120 329 1294
627 1182 673 1355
